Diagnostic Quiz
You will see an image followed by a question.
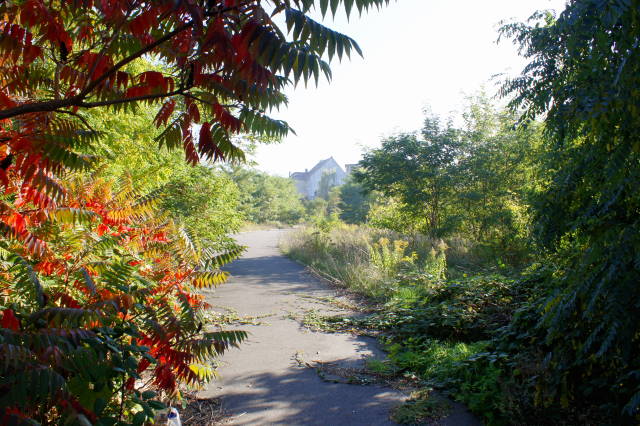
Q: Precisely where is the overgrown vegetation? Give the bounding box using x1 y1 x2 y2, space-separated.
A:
284 220 615 423
284 1 640 419
227 166 306 226
0 171 247 425
2 0 638 423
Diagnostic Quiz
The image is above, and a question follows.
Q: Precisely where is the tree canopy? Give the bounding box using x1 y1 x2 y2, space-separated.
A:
0 0 388 169
0 1 385 423
354 113 461 236
228 166 305 224
499 0 640 417
354 99 538 256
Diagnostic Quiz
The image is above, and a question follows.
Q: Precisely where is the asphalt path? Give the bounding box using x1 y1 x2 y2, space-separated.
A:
201 229 479 426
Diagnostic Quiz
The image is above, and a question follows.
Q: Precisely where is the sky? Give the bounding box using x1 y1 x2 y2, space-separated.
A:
252 0 567 176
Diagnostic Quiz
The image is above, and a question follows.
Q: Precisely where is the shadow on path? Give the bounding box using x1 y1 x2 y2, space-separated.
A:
203 229 479 425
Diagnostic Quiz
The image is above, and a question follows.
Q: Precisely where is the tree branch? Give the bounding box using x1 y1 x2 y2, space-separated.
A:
0 98 78 120
0 23 193 121
0 1 252 121
79 23 193 97
78 88 185 109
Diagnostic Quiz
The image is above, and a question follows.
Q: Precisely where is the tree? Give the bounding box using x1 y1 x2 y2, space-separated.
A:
0 171 246 424
227 167 305 224
0 1 386 422
162 165 242 248
86 94 185 187
317 169 338 199
354 111 462 236
354 99 540 261
454 93 541 259
0 0 387 197
337 176 372 224
500 1 640 418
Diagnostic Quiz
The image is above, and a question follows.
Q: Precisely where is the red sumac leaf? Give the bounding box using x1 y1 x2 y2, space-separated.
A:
1 309 20 331
154 100 176 127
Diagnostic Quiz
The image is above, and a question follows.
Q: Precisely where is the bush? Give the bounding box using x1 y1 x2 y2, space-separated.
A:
0 174 245 424
227 167 305 225
388 274 519 342
162 165 242 250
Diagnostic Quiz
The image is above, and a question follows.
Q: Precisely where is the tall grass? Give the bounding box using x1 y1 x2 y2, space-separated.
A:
281 223 448 300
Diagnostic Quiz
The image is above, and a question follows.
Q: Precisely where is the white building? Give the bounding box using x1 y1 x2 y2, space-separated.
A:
290 157 348 199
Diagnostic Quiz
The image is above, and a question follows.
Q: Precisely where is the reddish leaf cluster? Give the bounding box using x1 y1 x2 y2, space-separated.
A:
0 171 244 423
0 0 378 169
0 0 384 422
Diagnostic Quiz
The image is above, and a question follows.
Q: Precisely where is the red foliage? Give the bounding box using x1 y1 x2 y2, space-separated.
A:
0 0 332 180
1 309 20 330
0 0 369 421
0 169 243 423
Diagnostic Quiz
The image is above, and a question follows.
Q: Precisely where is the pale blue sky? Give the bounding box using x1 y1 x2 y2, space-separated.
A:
253 0 566 176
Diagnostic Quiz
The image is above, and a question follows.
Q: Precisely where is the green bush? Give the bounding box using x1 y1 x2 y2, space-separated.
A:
227 167 305 225
162 165 243 250
389 274 519 342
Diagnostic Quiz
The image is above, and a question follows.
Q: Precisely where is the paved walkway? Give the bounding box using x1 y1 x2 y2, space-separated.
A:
201 229 479 426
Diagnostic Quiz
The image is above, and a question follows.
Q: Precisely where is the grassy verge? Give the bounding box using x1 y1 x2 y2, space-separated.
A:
239 221 294 231
280 224 536 425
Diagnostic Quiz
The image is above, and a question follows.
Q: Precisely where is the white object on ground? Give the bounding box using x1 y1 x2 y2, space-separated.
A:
167 407 181 426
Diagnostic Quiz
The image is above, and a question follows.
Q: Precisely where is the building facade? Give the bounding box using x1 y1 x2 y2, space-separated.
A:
290 157 348 199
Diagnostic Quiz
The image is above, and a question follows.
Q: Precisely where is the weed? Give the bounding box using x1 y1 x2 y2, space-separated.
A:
282 224 450 301
282 224 534 424
369 237 416 277
206 307 275 326
391 389 452 425
365 358 400 378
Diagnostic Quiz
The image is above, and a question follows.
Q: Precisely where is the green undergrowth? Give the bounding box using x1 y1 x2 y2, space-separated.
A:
391 389 452 425
282 224 611 424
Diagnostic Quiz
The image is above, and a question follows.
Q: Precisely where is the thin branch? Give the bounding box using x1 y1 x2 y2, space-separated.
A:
79 23 193 97
79 88 185 108
55 110 97 132
0 98 77 120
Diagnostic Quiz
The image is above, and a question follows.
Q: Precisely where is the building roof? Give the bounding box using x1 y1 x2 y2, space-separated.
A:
290 157 344 180
290 171 308 180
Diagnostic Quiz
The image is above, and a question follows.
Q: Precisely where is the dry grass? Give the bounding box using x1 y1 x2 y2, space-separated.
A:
239 221 293 232
281 224 385 299
281 224 452 300
180 396 228 426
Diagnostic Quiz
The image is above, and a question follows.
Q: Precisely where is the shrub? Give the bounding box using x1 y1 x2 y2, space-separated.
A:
389 274 519 342
0 174 245 424
368 238 415 278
